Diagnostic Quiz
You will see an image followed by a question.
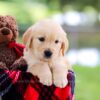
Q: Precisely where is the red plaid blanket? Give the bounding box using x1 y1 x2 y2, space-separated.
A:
0 70 75 100
0 41 75 100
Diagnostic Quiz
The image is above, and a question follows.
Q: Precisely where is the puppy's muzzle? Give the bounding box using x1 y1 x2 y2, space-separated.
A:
44 50 52 58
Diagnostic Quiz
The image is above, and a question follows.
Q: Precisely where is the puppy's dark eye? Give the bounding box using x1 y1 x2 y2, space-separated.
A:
38 37 45 42
55 40 59 44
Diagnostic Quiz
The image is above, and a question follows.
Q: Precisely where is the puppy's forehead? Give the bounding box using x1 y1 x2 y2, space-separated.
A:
32 19 66 38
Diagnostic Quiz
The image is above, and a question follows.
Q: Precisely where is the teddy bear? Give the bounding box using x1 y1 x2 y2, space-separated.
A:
0 15 27 100
0 15 27 71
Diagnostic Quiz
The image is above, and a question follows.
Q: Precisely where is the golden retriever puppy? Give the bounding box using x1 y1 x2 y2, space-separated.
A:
23 19 71 88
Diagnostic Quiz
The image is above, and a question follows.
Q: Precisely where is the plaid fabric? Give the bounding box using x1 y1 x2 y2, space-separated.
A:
0 70 75 100
24 70 75 100
0 41 75 100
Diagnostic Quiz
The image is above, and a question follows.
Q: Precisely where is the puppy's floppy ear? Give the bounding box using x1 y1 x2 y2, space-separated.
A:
23 27 33 49
26 35 33 49
23 27 32 45
61 35 69 56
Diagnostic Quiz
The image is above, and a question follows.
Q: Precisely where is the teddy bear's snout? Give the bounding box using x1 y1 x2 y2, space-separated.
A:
1 27 11 35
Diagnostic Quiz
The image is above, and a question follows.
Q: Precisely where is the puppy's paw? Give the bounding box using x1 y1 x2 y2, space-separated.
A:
39 74 52 86
54 77 68 88
54 75 68 88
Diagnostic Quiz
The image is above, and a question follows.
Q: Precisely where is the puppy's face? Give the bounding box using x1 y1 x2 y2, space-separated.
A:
23 20 68 62
32 33 62 61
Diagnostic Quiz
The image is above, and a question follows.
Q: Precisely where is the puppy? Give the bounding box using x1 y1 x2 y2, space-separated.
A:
23 19 71 88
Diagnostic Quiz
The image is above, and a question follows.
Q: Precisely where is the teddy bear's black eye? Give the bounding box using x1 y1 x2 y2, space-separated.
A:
38 37 45 42
55 40 59 44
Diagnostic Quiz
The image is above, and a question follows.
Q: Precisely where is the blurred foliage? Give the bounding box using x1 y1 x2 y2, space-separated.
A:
0 0 50 24
0 0 100 23
5 0 100 11
0 0 100 48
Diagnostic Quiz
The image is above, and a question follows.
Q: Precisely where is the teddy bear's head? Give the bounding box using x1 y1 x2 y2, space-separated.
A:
0 15 19 43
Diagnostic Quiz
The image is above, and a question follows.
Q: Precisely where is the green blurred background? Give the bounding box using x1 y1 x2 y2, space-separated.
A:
0 0 100 100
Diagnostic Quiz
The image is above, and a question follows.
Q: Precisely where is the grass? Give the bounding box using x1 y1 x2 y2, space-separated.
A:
74 65 100 100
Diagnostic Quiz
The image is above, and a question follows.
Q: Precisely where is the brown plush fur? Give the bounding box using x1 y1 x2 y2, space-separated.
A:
0 15 26 70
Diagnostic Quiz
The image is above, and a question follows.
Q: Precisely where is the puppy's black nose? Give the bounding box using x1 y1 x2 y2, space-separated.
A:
44 50 52 58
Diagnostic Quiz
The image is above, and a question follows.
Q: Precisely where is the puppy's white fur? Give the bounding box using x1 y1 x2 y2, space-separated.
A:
23 19 71 88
